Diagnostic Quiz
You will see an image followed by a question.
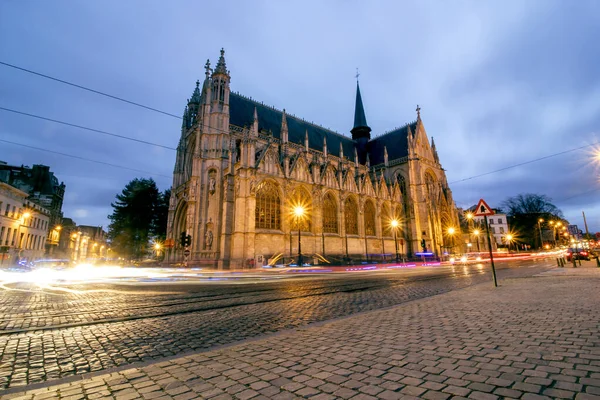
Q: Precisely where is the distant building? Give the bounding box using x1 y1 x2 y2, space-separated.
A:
0 161 66 234
0 181 50 264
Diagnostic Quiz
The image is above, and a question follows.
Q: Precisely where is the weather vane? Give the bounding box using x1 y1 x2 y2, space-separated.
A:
355 68 360 81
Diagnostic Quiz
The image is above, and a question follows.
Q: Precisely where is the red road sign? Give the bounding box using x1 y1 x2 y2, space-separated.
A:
474 199 494 217
183 249 191 257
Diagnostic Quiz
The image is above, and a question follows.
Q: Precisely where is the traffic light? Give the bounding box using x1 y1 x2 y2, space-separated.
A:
180 232 192 247
180 231 187 247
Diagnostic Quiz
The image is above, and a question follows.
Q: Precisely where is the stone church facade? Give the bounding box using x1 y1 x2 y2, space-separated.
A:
166 49 459 269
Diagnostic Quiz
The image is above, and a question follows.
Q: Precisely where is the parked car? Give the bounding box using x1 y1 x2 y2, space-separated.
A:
565 248 590 261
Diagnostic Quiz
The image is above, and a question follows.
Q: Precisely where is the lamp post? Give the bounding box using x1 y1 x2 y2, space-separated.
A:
537 218 544 249
293 206 305 266
506 234 513 253
17 211 32 264
448 227 456 254
391 219 399 262
154 243 161 259
465 212 473 253
473 229 481 252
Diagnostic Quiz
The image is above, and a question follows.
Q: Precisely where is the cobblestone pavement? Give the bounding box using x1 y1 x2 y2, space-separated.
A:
3 263 599 400
0 261 554 392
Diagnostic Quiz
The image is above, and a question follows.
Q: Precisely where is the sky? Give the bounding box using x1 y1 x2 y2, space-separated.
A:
1 0 599 233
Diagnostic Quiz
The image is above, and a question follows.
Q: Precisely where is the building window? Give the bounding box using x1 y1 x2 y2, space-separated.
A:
255 181 281 230
491 227 496 234
322 193 338 234
344 197 358 235
5 204 9 216
381 205 392 237
489 219 494 224
0 227 4 244
364 200 376 236
500 227 504 233
497 218 502 224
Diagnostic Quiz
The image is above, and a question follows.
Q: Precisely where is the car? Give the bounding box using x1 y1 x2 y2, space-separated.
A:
565 248 590 261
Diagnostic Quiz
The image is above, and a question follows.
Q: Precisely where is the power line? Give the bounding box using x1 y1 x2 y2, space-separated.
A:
0 61 181 119
2 60 598 187
0 106 177 151
449 142 599 184
0 138 171 179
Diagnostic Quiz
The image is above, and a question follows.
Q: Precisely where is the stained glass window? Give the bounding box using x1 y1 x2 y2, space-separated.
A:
364 201 376 236
344 197 358 235
382 204 392 237
255 181 281 230
322 193 338 234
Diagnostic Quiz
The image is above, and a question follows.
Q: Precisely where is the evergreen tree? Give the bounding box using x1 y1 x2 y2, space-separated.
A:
153 189 171 240
108 178 162 261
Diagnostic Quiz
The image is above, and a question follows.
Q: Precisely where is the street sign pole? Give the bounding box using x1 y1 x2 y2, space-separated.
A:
484 214 498 287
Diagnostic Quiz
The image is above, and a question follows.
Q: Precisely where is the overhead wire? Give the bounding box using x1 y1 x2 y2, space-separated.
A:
0 138 171 179
1 60 598 191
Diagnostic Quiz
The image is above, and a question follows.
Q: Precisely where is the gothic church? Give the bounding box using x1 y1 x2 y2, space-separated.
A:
167 49 459 269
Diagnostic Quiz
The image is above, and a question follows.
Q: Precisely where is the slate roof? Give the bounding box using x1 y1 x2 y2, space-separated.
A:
229 93 356 159
229 92 415 166
367 122 417 166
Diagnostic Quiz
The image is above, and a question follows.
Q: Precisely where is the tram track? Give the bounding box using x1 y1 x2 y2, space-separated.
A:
0 262 533 336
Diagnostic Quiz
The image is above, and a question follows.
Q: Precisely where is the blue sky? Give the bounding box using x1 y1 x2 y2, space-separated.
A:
1 0 599 232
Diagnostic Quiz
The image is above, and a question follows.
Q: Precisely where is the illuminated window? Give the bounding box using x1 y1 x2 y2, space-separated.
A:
364 201 376 236
344 197 358 235
322 193 338 234
255 181 281 230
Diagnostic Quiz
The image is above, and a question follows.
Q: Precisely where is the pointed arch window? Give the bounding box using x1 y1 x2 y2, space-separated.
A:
344 197 358 235
322 193 338 234
382 204 392 237
255 181 281 230
364 201 376 236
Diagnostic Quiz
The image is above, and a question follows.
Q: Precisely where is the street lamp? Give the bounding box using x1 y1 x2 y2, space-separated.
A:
293 205 305 266
506 234 513 252
154 243 161 258
537 218 544 249
447 227 456 254
391 219 400 262
473 229 481 252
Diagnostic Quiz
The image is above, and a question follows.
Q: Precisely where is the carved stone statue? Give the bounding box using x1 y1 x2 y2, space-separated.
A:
205 230 213 250
209 177 216 194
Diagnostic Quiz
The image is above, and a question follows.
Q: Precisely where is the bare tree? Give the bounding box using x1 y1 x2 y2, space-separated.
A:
501 193 563 218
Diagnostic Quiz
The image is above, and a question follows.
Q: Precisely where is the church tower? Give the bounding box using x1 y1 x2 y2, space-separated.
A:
350 82 371 165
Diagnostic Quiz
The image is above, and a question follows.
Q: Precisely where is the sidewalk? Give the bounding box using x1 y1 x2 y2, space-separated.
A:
3 264 600 400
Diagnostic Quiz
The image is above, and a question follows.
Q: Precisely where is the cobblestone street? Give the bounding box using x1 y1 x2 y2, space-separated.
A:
0 260 556 395
3 263 599 399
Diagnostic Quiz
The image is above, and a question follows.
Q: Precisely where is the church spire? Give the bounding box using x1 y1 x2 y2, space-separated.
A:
281 109 288 143
213 48 228 76
189 80 201 104
350 80 371 164
352 82 369 131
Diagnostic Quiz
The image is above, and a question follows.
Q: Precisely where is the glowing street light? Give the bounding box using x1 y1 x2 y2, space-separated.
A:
391 219 400 262
473 229 481 252
293 205 305 266
506 234 514 252
537 218 544 249
447 227 456 254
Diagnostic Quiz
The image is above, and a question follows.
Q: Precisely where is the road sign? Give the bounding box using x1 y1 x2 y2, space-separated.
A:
164 238 175 248
474 199 494 217
183 249 191 257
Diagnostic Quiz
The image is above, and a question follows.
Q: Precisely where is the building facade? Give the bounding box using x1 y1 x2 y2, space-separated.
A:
166 50 459 269
472 212 510 248
0 162 65 254
0 182 50 264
